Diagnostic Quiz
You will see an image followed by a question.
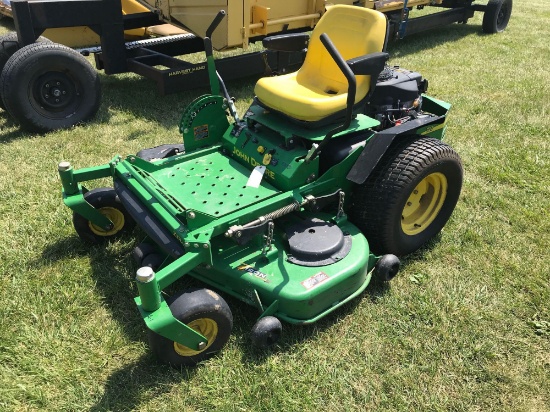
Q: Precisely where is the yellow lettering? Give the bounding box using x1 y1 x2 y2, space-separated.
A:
233 149 276 180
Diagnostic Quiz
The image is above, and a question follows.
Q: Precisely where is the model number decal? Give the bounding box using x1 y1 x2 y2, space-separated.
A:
237 263 270 283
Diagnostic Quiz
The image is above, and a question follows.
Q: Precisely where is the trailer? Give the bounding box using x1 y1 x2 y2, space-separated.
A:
0 0 512 132
0 0 188 47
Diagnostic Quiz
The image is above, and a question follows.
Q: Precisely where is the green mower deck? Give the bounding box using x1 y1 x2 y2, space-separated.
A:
58 8 462 366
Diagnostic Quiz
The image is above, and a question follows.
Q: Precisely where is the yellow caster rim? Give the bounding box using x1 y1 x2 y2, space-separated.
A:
173 318 218 357
88 207 125 236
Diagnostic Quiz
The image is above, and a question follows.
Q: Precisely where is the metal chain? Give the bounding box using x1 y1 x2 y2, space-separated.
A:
337 191 345 218
262 221 275 255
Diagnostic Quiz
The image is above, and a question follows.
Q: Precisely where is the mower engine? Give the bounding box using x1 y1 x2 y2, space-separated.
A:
367 66 429 130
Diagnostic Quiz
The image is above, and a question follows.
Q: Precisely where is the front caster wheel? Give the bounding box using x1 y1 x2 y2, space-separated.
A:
148 288 233 367
250 316 282 348
0 42 101 132
73 188 136 244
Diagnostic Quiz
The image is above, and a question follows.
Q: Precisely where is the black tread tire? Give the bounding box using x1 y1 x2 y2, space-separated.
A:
0 42 100 132
73 188 136 244
250 316 282 348
349 136 462 256
148 288 233 367
482 0 512 34
0 33 51 110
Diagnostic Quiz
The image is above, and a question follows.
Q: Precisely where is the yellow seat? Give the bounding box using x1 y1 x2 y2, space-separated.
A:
254 5 388 123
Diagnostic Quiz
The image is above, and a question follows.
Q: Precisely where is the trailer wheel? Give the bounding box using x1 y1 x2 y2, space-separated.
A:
148 288 233 367
482 0 512 34
350 137 462 256
0 33 51 110
73 188 136 244
0 42 100 132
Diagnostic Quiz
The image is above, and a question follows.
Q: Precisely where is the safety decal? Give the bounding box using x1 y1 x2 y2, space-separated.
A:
301 272 329 290
194 124 209 141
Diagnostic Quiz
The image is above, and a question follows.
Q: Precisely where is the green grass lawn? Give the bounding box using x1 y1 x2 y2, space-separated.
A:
0 0 548 410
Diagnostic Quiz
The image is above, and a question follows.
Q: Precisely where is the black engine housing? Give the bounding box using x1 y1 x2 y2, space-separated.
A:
366 67 428 129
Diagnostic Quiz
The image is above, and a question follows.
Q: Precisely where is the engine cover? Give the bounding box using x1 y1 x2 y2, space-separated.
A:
371 67 424 107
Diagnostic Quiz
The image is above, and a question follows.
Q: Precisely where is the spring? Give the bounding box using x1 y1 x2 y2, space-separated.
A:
262 202 301 221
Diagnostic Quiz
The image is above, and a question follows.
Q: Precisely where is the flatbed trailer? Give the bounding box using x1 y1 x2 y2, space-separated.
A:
0 0 512 132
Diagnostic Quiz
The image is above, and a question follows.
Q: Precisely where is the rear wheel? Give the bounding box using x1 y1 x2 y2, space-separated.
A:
0 42 100 132
350 137 462 256
148 288 233 367
73 188 136 244
482 0 512 34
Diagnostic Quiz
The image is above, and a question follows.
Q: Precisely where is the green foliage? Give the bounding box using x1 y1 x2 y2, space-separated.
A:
0 1 549 410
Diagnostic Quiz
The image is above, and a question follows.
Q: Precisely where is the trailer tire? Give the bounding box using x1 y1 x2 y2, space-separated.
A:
0 33 51 110
73 188 136 244
148 288 233 367
482 0 512 34
350 136 462 256
0 42 100 132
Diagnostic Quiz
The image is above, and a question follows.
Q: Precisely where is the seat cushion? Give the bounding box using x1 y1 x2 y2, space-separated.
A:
254 5 387 123
256 72 340 122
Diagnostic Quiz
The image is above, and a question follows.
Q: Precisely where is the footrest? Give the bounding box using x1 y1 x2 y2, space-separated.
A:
114 179 185 258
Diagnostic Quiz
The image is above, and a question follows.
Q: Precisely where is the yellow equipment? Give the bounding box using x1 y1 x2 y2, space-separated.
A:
0 0 187 48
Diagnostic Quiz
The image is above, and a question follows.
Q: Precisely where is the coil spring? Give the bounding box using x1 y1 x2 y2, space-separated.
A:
261 202 300 221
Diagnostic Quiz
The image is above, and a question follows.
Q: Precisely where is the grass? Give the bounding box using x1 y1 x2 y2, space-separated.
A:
0 0 549 410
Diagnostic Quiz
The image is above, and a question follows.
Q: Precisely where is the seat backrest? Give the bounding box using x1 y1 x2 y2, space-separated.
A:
297 5 388 100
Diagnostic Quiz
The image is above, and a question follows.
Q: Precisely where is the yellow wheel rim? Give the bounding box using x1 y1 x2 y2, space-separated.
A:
88 207 125 236
401 172 447 236
173 318 218 357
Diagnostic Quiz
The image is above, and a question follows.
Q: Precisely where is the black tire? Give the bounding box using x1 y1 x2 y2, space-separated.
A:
373 254 400 282
0 42 100 132
350 136 462 256
73 188 136 244
482 0 512 34
0 33 51 110
250 316 282 348
141 253 165 271
132 243 158 265
148 288 233 367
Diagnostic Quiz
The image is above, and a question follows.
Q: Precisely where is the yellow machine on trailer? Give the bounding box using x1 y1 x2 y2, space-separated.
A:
143 0 512 50
0 0 186 47
1 0 512 132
